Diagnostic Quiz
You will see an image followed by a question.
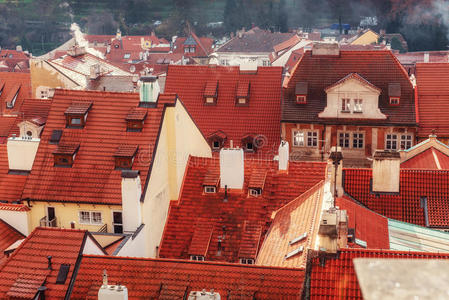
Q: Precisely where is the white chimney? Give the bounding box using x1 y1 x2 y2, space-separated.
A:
121 170 142 233
424 52 429 63
139 76 160 104
278 141 289 171
372 150 400 193
7 121 43 171
312 43 340 56
98 285 128 300
219 148 244 190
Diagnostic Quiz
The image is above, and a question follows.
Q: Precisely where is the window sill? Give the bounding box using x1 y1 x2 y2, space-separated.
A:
340 111 351 113
353 111 363 113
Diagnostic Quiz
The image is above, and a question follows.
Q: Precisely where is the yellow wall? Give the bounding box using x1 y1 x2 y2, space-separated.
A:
351 30 379 45
30 59 79 98
141 99 212 257
28 201 121 233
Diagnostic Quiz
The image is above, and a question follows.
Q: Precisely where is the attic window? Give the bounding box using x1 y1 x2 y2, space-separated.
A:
236 81 250 106
207 131 227 152
190 255 204 261
249 188 262 197
65 101 93 128
203 170 219 193
240 258 254 264
204 186 216 193
114 145 138 170
241 135 257 152
295 82 308 104
49 130 63 144
125 108 147 132
248 168 266 197
53 143 80 167
204 80 218 105
124 53 131 59
388 83 401 106
5 83 21 108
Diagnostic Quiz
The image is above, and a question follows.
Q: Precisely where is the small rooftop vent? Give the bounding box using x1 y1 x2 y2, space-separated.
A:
188 290 221 300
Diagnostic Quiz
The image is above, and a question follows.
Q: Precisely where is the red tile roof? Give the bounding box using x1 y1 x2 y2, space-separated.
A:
0 50 30 73
69 255 306 299
0 219 25 260
273 35 301 54
344 168 449 228
0 227 88 299
8 98 52 137
336 196 389 249
283 50 416 125
0 144 28 202
401 147 449 169
22 89 177 205
0 72 31 116
309 248 449 299
173 33 214 57
415 63 449 137
0 203 29 212
164 65 283 157
159 156 327 263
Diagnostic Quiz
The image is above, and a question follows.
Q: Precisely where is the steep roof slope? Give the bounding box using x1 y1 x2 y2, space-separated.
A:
22 89 176 205
0 72 31 116
164 65 283 157
69 255 305 299
283 50 415 125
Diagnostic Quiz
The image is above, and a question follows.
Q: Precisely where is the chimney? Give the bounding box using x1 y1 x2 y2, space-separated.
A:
90 64 101 80
139 76 160 105
318 208 348 254
329 146 343 199
278 141 289 171
121 170 142 233
219 148 244 190
7 128 41 171
16 45 22 52
312 43 340 56
98 284 128 300
372 150 400 193
424 52 429 63
116 28 122 40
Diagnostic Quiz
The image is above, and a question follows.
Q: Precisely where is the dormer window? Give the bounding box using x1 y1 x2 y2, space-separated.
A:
389 83 401 106
65 101 92 128
249 188 262 197
240 258 254 264
125 108 147 132
295 82 308 104
204 80 218 105
354 99 363 112
114 145 138 170
203 170 219 194
5 83 21 109
236 81 250 106
204 186 216 193
248 168 266 197
53 143 80 167
241 135 257 152
190 255 204 261
207 131 227 151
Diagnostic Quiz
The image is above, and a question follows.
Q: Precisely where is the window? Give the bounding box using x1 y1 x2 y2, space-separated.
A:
354 99 363 112
40 89 48 99
353 133 364 149
390 97 400 105
293 131 304 147
240 258 254 264
112 211 123 234
307 131 318 147
246 142 254 151
212 140 220 150
26 130 33 137
296 95 307 104
205 97 215 104
341 98 351 112
237 97 247 105
79 211 103 225
190 255 204 261
220 59 229 66
71 118 81 125
339 133 350 148
262 60 270 66
204 186 216 193
400 134 413 150
249 188 261 197
123 53 131 59
386 134 398 150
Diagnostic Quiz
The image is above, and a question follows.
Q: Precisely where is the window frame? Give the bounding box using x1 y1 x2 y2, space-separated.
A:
249 188 262 197
385 133 399 150
78 211 103 225
240 258 255 264
338 132 350 148
390 97 400 105
296 95 307 104
204 186 216 194
353 99 363 113
353 132 364 149
112 211 123 234
292 130 305 147
190 255 204 261
307 131 318 147
400 134 413 150
341 98 351 113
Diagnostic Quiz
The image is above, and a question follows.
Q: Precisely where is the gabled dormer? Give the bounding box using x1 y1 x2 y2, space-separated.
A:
18 118 45 140
295 82 308 104
125 107 147 132
65 101 93 128
241 134 258 152
53 143 80 167
388 83 401 105
248 168 267 197
114 145 138 170
204 80 218 105
236 81 250 106
5 83 21 109
207 130 227 151
203 170 219 194
318 73 386 120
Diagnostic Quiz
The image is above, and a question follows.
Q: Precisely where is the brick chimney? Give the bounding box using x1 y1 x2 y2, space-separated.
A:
121 170 142 233
219 148 244 190
372 150 400 193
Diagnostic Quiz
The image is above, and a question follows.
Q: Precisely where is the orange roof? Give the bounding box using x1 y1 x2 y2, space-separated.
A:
68 255 306 299
0 72 31 116
0 227 89 299
159 156 327 263
416 63 449 137
22 89 177 205
0 144 28 202
164 65 283 157
402 147 449 169
0 219 25 264
0 203 29 212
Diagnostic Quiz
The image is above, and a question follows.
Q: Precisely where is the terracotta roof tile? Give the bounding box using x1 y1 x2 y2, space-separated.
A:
65 101 93 115
159 157 327 263
0 144 28 202
324 72 382 93
0 72 31 116
125 107 147 121
53 143 80 155
236 80 250 98
283 50 416 125
416 63 449 137
69 255 306 299
188 219 214 256
238 222 262 259
203 169 220 186
248 168 267 189
401 147 449 169
310 248 449 299
114 145 138 157
0 227 87 299
0 219 25 258
165 65 283 157
204 80 218 97
0 203 30 212
22 89 175 205
344 168 449 228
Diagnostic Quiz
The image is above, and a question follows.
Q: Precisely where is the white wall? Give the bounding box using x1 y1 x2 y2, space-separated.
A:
0 210 29 235
83 235 107 255
7 138 40 171
115 226 146 257
121 176 142 233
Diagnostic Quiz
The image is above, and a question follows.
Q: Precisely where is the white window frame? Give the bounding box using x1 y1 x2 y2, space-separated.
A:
390 97 400 105
296 95 306 104
341 98 351 112
79 211 103 225
307 131 318 147
385 133 398 150
249 188 261 197
339 132 350 148
353 99 363 113
204 186 216 193
240 258 255 264
190 255 204 261
123 53 131 59
293 131 305 147
353 132 364 149
400 134 413 150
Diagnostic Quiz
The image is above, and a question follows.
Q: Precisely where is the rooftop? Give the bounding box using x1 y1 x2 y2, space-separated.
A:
159 156 327 263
